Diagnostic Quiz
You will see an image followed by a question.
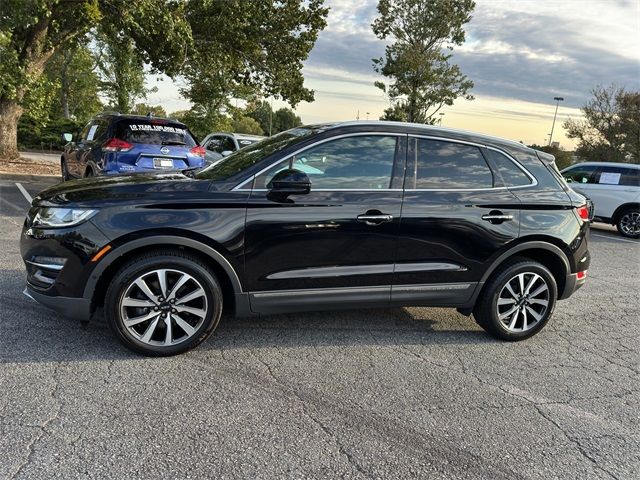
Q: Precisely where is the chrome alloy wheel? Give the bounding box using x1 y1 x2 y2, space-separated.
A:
496 272 549 332
119 269 208 346
619 211 640 237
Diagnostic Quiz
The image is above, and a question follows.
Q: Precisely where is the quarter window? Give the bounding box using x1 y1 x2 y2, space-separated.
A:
256 135 398 190
412 139 494 189
484 148 532 187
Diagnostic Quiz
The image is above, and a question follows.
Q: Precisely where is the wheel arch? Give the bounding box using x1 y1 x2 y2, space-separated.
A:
86 235 244 316
473 241 570 305
611 202 640 224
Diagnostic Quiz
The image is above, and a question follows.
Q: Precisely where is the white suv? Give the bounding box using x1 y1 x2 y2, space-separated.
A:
562 162 640 238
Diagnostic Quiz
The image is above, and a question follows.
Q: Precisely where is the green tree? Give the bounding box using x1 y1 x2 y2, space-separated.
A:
46 43 102 122
232 115 263 136
94 31 157 114
131 103 167 117
0 0 191 157
181 1 327 125
564 85 639 163
247 100 302 135
372 0 475 124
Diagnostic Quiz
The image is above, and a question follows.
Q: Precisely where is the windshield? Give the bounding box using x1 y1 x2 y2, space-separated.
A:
115 120 197 147
196 127 318 181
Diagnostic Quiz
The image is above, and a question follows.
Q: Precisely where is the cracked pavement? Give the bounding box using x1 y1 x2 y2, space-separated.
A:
1 178 639 479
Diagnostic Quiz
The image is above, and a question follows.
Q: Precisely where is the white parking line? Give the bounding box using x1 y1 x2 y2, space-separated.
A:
15 183 33 204
591 233 639 245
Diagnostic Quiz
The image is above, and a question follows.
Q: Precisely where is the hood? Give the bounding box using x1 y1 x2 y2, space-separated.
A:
33 172 210 207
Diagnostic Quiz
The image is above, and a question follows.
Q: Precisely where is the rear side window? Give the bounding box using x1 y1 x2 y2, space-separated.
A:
563 165 597 184
484 148 532 187
412 139 494 189
594 167 640 187
256 135 398 190
115 120 197 148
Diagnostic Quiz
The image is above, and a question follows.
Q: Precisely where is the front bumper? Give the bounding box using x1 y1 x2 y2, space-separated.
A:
23 285 91 321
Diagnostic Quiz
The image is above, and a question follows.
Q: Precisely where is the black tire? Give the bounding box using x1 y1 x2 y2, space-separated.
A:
61 159 70 181
615 208 640 239
473 258 557 341
105 250 223 356
84 167 94 178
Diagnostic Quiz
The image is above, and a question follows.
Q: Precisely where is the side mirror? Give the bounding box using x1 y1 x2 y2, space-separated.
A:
221 150 233 157
267 168 311 195
62 133 73 142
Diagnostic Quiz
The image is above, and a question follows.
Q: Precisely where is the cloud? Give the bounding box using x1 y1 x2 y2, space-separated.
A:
304 0 640 108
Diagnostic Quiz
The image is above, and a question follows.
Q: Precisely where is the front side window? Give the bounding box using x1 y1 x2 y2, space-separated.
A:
563 166 597 184
484 148 532 187
412 139 494 189
222 136 237 152
255 135 398 190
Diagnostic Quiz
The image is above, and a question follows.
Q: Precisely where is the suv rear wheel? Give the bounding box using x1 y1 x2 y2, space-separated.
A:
616 208 640 239
105 250 223 356
473 259 557 341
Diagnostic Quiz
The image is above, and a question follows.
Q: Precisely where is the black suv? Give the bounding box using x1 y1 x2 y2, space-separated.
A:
22 122 590 356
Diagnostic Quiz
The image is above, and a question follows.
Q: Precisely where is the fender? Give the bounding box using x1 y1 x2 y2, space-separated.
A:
82 235 244 299
479 240 570 285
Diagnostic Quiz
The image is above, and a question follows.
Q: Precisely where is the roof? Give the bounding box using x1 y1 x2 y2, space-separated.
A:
96 112 184 124
565 161 640 169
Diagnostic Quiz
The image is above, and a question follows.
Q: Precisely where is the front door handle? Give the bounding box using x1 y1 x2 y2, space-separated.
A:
482 211 513 224
357 213 394 225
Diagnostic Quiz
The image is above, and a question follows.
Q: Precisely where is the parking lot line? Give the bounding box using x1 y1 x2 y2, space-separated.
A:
15 182 33 204
591 233 639 244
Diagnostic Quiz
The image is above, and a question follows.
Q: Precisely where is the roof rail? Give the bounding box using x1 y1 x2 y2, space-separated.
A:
96 111 121 116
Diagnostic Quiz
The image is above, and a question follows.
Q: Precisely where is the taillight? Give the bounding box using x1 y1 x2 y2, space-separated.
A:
576 204 589 221
103 138 133 152
190 146 206 158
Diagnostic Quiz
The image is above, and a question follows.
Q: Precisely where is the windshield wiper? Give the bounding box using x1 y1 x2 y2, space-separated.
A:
162 140 187 146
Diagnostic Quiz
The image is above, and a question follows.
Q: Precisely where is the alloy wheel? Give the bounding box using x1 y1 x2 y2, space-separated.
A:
496 272 549 332
619 211 640 237
119 268 208 346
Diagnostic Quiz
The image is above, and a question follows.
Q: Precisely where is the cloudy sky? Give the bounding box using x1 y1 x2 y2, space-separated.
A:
147 0 640 148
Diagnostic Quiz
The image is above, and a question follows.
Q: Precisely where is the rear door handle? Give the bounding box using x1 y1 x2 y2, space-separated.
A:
357 214 393 225
482 212 513 224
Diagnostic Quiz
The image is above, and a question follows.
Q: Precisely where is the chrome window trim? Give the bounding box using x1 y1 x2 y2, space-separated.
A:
232 132 406 191
405 134 538 192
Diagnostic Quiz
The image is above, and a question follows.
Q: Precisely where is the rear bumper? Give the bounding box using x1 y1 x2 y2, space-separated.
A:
23 285 91 321
558 271 588 300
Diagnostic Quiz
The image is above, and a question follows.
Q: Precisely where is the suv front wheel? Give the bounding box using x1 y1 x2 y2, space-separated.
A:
473 259 558 341
105 250 223 356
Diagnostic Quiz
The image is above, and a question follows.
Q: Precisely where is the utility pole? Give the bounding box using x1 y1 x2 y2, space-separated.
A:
548 96 564 146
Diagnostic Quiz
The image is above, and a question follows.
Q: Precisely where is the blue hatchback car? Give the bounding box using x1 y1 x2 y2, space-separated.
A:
61 113 205 180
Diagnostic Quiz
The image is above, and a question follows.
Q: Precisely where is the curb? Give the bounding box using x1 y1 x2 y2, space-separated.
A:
0 172 61 182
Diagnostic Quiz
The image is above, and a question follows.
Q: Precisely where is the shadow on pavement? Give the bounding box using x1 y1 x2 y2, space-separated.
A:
1 267 492 364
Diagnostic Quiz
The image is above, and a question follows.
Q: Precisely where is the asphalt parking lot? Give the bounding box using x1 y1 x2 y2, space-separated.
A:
1 177 639 479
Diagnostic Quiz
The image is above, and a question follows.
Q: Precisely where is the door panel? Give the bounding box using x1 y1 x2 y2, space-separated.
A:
393 137 521 304
243 134 406 309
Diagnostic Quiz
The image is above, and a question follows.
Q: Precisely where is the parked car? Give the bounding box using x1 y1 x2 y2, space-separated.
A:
60 113 206 179
561 162 640 238
22 121 590 356
201 132 265 159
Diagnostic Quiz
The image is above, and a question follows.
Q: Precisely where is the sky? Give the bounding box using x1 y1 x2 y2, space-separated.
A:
145 0 640 149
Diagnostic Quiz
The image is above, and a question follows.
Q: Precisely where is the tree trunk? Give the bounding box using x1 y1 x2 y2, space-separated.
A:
0 99 23 159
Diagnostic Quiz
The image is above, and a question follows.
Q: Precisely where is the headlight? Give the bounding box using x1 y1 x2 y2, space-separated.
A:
32 207 98 228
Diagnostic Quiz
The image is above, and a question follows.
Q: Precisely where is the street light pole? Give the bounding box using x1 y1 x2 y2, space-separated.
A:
438 112 445 125
548 96 564 146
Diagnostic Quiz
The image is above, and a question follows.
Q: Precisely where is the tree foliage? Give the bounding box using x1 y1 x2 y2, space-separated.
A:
181 0 328 119
247 100 302 135
372 0 475 124
564 85 640 163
